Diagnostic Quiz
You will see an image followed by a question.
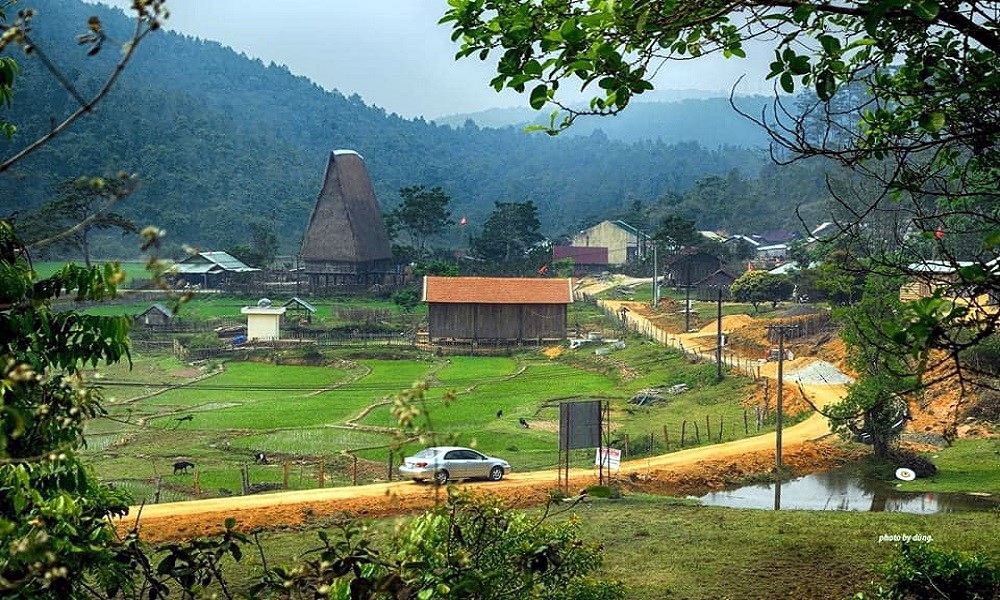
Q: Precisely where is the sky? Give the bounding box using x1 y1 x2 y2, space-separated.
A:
91 0 774 120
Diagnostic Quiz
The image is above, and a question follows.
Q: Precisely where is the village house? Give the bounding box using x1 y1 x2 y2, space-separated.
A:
662 249 724 288
299 150 395 288
422 276 573 343
571 220 649 266
173 250 259 289
552 245 609 275
135 303 174 330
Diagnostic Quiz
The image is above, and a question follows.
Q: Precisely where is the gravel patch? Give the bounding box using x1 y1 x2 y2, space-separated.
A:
786 360 854 385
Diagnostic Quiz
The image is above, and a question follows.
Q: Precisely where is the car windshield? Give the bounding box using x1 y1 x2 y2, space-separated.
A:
413 448 440 459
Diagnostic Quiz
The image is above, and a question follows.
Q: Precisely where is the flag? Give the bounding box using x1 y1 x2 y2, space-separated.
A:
538 264 548 275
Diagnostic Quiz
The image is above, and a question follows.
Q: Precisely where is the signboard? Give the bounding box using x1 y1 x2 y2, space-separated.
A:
559 400 602 450
595 448 621 470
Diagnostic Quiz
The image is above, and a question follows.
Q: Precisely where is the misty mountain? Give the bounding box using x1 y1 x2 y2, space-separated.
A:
434 96 774 148
0 0 832 259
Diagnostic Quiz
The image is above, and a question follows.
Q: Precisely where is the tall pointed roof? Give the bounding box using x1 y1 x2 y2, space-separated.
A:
300 150 392 264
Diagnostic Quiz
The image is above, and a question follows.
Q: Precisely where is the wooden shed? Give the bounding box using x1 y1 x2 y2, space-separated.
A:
136 303 174 329
299 150 395 287
423 276 573 343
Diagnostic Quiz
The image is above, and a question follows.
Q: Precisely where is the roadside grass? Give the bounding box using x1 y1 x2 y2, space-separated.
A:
206 494 1000 600
899 436 1000 495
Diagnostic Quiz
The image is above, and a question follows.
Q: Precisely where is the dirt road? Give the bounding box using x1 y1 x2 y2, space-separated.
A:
120 381 849 542
120 294 854 543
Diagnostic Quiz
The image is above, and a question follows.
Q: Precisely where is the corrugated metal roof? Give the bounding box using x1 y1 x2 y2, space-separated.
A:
283 297 317 313
423 276 574 304
176 251 259 273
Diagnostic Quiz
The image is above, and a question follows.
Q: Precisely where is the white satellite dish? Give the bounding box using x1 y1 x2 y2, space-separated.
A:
895 467 916 481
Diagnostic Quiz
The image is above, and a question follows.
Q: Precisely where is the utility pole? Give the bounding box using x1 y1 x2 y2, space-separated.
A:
766 324 798 474
715 287 723 382
684 261 692 332
652 245 659 307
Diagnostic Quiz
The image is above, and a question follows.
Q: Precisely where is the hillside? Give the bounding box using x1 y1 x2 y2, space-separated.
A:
0 0 836 258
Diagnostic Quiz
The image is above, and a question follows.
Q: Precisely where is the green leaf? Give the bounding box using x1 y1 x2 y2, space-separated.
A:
529 84 548 109
911 0 940 20
815 69 836 101
780 72 794 93
917 111 945 132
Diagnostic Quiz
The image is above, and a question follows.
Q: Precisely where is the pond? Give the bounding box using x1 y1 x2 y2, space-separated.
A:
696 469 999 513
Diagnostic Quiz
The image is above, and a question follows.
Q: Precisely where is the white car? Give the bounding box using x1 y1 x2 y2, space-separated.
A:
398 446 511 485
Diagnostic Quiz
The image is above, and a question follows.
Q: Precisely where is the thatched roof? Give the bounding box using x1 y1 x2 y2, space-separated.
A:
300 150 392 265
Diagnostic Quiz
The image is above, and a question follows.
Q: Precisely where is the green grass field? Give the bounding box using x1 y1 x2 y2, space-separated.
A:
84 339 777 500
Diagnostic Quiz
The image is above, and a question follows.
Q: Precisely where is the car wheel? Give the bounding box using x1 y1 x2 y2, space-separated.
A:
434 470 449 486
488 465 504 481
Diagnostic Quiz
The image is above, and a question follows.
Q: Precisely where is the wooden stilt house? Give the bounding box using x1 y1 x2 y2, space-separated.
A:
423 276 573 343
300 150 394 287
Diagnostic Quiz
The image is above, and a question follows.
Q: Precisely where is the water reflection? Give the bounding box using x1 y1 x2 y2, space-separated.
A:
699 470 999 514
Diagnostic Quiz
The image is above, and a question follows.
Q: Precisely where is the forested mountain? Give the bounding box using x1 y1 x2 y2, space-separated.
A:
0 0 835 258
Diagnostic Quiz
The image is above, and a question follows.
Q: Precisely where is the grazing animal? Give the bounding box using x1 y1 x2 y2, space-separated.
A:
254 452 268 465
172 460 195 474
519 418 530 429
496 409 503 419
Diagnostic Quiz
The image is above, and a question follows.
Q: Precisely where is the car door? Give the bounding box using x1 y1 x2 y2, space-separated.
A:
444 449 480 478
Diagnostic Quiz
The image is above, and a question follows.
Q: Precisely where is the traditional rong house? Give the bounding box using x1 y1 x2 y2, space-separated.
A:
423 276 573 343
300 150 394 287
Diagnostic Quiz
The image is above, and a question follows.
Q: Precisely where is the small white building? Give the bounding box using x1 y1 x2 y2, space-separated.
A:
241 298 286 341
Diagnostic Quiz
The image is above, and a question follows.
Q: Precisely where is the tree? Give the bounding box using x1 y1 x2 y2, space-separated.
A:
652 212 700 254
227 221 278 268
0 221 139 598
21 177 138 267
386 185 454 258
442 0 1000 383
470 200 545 272
826 276 918 459
730 270 794 311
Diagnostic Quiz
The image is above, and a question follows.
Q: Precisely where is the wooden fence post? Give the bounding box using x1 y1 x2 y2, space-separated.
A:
352 454 358 485
387 451 394 482
193 471 201 495
718 415 724 443
318 459 325 489
663 424 669 450
705 414 711 442
744 410 749 435
694 421 701 444
681 420 686 447
624 434 630 458
241 463 249 495
283 461 290 490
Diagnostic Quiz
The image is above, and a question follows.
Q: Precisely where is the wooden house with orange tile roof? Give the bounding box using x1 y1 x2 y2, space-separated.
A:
422 276 573 343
